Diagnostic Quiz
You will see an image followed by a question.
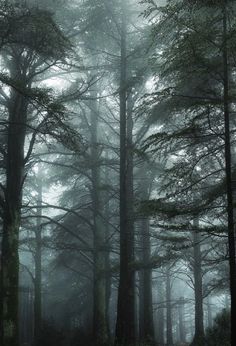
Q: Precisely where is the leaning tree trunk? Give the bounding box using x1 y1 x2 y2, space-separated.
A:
0 85 28 346
115 1 135 344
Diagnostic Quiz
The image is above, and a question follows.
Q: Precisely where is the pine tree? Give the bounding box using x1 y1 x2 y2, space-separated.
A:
142 0 236 344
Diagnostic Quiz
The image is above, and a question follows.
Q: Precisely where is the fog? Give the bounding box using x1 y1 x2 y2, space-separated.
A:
0 1 235 346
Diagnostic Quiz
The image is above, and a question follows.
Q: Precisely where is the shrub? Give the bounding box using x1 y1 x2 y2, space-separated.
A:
204 309 230 346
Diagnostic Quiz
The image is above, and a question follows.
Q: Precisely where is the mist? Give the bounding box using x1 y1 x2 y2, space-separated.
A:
0 1 234 346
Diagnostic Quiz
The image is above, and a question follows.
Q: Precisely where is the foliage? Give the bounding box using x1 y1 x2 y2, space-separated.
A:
0 0 233 345
205 309 230 346
139 0 236 237
0 3 70 58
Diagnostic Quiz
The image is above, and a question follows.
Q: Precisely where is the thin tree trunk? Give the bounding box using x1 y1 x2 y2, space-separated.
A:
126 87 135 344
104 213 111 340
90 95 109 346
191 221 205 346
104 152 111 339
156 279 165 346
206 296 213 329
178 297 186 344
139 219 155 344
222 3 236 346
34 178 43 346
166 267 173 346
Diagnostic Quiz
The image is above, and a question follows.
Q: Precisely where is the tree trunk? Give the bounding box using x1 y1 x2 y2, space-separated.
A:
222 3 236 346
90 95 109 346
139 220 155 344
34 178 43 346
115 1 135 344
178 297 186 344
156 279 165 346
191 222 205 346
0 85 28 346
105 218 111 340
166 267 173 346
206 296 213 329
100 150 112 339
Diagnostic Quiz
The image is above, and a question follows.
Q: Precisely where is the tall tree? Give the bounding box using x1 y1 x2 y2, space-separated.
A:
115 0 136 343
222 2 236 345
90 89 109 346
0 6 72 346
142 1 236 344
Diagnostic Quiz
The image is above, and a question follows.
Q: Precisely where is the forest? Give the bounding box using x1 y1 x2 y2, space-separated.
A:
0 0 235 346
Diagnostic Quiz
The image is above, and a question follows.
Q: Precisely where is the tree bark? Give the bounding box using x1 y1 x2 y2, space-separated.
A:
166 266 173 346
222 3 236 346
191 221 205 346
104 153 112 340
115 2 135 343
139 220 154 344
90 95 109 346
178 297 186 344
156 279 165 346
0 82 28 346
34 178 43 346
206 296 213 329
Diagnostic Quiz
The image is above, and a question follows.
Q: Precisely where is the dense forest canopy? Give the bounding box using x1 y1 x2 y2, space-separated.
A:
0 0 235 346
